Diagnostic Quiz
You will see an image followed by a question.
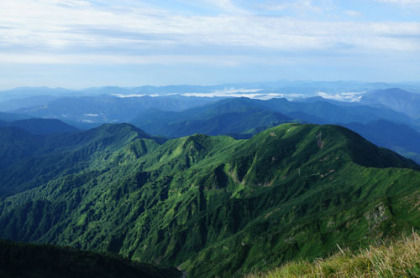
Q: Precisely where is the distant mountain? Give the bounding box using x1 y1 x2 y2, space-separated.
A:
81 85 223 95
0 95 58 111
1 118 79 135
2 82 420 103
132 96 413 138
344 120 420 164
155 110 290 138
0 240 180 278
4 85 417 133
14 95 218 129
0 87 65 99
0 111 31 121
361 88 420 119
132 98 291 138
0 123 418 277
7 94 419 164
263 97 412 125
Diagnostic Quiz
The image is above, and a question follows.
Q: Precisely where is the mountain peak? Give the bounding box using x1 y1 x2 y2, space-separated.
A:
254 123 419 169
89 123 152 139
8 118 79 135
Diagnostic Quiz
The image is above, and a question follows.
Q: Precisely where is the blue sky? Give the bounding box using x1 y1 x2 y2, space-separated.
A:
0 0 419 89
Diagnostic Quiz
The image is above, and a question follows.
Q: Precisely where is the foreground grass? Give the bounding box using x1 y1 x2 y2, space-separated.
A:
247 232 420 278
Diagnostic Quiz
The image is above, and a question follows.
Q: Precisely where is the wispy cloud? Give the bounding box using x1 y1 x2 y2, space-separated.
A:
344 10 362 17
1 0 419 63
0 53 246 66
182 88 304 100
317 91 364 102
261 0 326 13
0 0 419 87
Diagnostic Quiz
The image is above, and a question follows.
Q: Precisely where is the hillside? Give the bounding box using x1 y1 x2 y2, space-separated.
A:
0 239 180 278
0 123 419 277
247 232 420 278
0 127 44 169
0 124 161 196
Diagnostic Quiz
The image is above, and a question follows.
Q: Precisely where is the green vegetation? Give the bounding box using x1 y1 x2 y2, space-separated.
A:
246 232 420 278
0 123 419 277
0 239 180 278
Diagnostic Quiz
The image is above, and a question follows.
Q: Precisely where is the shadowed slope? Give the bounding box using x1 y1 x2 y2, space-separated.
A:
0 240 181 278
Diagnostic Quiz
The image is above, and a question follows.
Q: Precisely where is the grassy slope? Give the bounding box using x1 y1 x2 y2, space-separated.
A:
246 232 420 278
0 239 181 278
0 123 419 277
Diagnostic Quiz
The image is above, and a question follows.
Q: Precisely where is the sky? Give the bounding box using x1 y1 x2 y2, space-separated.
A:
0 0 420 89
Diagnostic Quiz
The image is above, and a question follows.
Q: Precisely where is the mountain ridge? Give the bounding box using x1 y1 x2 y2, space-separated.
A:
0 118 79 135
361 88 420 119
0 123 418 277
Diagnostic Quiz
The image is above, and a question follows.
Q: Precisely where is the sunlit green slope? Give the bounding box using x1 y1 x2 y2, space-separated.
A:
0 123 419 277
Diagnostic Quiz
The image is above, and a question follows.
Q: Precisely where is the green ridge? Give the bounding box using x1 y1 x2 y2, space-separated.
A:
0 123 419 277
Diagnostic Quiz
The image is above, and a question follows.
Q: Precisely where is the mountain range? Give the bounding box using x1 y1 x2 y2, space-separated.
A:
0 122 418 277
0 118 79 135
1 85 420 276
2 87 420 164
361 88 420 119
11 95 218 129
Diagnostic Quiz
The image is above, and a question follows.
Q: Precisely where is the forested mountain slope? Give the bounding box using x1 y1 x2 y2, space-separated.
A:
0 123 419 277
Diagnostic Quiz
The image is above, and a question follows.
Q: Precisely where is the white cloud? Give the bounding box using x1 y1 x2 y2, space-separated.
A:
182 88 305 100
0 0 419 66
317 91 365 102
112 94 145 98
0 53 247 66
344 10 362 17
112 93 165 98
